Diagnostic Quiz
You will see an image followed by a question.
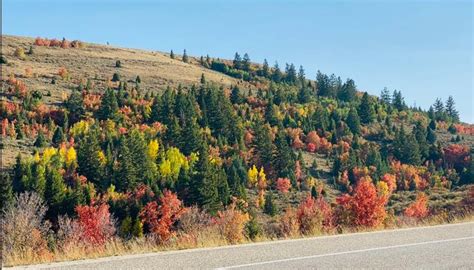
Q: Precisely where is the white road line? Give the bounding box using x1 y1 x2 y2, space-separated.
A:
215 236 474 270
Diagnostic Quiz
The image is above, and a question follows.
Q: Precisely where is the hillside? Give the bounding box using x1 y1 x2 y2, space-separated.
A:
1 35 473 266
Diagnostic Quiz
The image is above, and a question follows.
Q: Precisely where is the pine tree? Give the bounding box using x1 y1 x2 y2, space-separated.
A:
230 85 242 104
0 172 13 209
272 62 283 83
433 98 445 121
252 118 274 169
195 143 221 214
346 107 361 135
339 79 357 102
285 63 297 84
273 129 295 178
261 59 270 78
97 88 119 120
34 132 47 148
77 130 104 189
200 73 206 84
112 72 121 82
45 166 67 219
392 90 405 111
182 49 189 63
233 52 242 69
445 96 459 122
52 126 65 145
242 53 251 71
263 192 278 216
358 92 375 124
380 87 391 105
170 50 175 59
298 65 306 85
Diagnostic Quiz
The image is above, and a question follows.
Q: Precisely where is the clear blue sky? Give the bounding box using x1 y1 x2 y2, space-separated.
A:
3 0 473 123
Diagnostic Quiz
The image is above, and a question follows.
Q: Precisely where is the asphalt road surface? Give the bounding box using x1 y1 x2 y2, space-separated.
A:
6 222 474 270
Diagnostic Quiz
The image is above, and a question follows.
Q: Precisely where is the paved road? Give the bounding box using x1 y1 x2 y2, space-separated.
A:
6 222 474 270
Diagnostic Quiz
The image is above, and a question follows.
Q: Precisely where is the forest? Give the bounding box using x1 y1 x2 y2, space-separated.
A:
1 36 473 265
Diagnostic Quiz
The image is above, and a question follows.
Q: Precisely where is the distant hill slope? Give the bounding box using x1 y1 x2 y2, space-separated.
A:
1 35 246 102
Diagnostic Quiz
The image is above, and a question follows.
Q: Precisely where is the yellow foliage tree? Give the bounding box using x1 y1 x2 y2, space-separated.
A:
147 139 159 162
247 165 258 187
65 147 78 168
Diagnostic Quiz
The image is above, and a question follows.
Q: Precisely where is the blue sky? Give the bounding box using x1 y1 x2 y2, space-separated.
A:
3 0 473 123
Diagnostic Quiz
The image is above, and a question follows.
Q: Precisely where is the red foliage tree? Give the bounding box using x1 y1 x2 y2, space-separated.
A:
276 178 291 193
443 144 470 171
139 190 185 242
75 203 115 246
404 193 429 219
306 142 316 153
297 195 333 234
335 177 387 228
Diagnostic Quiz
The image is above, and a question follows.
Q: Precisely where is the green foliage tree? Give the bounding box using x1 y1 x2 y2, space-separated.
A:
358 92 376 124
346 107 361 135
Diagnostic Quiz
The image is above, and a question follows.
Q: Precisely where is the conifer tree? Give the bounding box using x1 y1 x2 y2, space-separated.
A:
34 132 47 148
273 129 294 178
272 62 283 83
52 126 65 145
77 130 104 189
392 90 405 111
358 92 375 124
182 49 189 63
263 192 278 216
339 79 357 102
242 53 251 71
346 107 361 135
262 59 270 78
45 166 67 219
98 88 119 120
0 172 13 209
170 49 175 59
445 96 459 122
380 87 391 105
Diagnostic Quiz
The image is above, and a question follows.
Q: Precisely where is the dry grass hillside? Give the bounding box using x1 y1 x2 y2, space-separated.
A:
1 35 248 103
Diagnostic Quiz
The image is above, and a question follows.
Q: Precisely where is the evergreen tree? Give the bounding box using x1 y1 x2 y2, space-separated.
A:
358 92 375 124
77 130 104 189
200 73 206 84
285 63 297 84
233 52 242 69
413 122 429 159
338 79 357 102
252 118 274 169
392 90 405 111
170 49 175 59
272 62 283 83
263 192 278 216
346 107 361 135
195 143 221 214
426 126 437 144
182 49 189 63
112 72 121 82
45 166 67 219
0 172 13 209
97 88 119 120
380 87 391 105
297 65 306 85
230 85 242 104
242 53 251 71
34 132 47 148
65 90 85 124
52 126 65 145
433 98 445 121
445 96 459 122
273 129 294 178
261 59 270 78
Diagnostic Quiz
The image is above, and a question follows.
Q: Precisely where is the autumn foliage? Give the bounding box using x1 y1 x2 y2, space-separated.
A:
139 190 185 242
335 178 387 228
404 193 429 219
75 203 115 247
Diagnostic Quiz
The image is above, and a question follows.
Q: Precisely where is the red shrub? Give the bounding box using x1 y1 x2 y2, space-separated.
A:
139 190 185 242
276 178 291 193
306 142 316 153
75 203 115 246
404 193 429 219
443 144 470 171
297 195 333 234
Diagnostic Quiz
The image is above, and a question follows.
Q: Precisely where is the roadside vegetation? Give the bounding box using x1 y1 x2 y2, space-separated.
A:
1 36 473 266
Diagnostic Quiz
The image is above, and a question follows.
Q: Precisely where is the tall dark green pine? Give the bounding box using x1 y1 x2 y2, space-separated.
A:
358 92 375 124
392 90 405 111
115 136 136 192
195 143 221 215
263 192 278 216
52 126 65 145
273 129 294 178
77 130 104 189
34 131 47 148
0 172 14 209
413 122 429 159
97 88 119 120
338 79 357 102
261 59 270 78
272 62 283 83
346 107 361 135
445 96 460 122
65 90 85 124
252 118 274 169
45 166 67 220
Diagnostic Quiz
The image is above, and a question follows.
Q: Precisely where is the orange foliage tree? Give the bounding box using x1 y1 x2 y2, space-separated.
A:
335 177 387 228
139 190 185 242
404 193 429 219
276 178 291 193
